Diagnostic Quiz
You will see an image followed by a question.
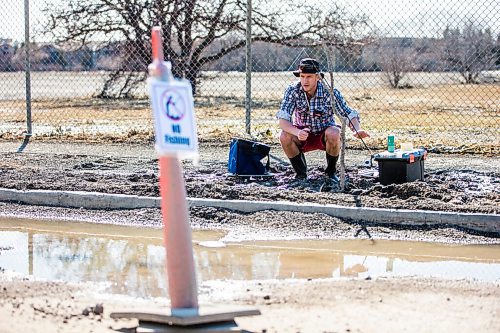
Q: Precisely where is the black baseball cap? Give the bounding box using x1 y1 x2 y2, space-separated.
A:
293 58 324 77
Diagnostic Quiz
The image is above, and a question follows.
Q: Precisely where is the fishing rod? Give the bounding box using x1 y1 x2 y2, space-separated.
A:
320 77 375 168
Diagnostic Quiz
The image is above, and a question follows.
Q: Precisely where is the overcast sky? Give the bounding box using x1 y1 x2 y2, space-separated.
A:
1 0 498 42
338 0 500 38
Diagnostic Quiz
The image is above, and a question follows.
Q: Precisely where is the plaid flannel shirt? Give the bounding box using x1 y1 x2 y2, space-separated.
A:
276 81 360 134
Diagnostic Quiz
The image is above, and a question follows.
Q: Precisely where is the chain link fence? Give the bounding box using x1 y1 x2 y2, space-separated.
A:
0 0 499 152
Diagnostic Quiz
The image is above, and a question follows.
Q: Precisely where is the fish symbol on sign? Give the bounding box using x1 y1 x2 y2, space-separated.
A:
165 95 184 121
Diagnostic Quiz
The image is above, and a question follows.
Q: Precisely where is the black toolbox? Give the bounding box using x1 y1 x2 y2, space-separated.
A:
373 149 427 185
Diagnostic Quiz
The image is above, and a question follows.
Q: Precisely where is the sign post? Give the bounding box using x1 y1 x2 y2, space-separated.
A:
149 26 199 313
111 27 259 332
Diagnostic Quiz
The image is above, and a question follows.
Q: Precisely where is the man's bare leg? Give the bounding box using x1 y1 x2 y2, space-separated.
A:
280 130 307 178
324 126 341 178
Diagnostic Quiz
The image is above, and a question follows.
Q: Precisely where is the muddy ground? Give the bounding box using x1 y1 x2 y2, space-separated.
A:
0 141 499 332
0 141 498 241
0 141 498 215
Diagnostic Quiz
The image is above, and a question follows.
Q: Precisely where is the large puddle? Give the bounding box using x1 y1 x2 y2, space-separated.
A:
0 217 499 298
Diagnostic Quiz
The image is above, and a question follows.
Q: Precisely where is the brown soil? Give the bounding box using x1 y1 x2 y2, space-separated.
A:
0 142 498 215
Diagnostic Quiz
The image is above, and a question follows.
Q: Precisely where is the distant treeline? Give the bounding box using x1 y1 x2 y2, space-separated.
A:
1 35 499 73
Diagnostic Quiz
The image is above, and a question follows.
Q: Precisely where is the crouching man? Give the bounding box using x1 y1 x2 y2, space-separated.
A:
276 58 370 182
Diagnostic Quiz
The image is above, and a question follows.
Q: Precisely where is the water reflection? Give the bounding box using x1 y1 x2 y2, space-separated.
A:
0 218 499 299
31 234 168 297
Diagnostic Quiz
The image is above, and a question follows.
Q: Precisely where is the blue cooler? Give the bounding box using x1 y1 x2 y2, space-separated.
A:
373 148 427 185
228 138 270 176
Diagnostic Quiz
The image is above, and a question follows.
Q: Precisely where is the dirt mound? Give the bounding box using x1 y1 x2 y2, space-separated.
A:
0 150 498 214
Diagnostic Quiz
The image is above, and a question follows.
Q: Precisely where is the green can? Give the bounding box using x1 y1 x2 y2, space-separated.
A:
387 135 395 152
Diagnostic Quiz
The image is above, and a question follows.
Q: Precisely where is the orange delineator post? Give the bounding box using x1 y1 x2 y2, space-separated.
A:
151 27 198 312
151 28 161 62
159 156 198 310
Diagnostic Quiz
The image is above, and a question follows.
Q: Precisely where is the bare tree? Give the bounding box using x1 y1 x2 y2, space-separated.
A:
376 38 417 88
0 39 16 71
40 0 368 98
442 21 496 84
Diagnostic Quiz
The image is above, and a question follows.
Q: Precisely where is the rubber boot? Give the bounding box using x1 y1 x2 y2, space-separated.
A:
325 152 339 178
289 152 307 179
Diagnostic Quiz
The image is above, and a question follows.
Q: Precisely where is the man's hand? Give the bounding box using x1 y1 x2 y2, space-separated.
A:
297 128 310 141
353 129 370 139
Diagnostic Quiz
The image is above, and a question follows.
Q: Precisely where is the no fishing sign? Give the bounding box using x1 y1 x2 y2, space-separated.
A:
148 78 199 159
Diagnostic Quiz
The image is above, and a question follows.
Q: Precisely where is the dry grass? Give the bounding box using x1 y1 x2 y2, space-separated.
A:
1 84 498 153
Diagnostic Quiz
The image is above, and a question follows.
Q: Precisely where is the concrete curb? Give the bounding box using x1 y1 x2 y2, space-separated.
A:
0 188 159 210
0 188 498 232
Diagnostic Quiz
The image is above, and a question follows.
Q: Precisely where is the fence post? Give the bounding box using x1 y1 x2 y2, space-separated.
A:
245 0 252 135
18 0 32 152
